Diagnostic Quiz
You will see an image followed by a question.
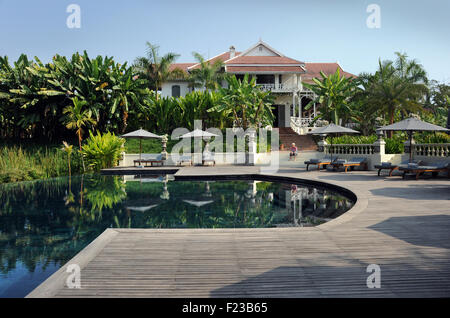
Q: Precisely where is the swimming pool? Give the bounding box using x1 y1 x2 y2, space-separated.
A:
0 174 355 297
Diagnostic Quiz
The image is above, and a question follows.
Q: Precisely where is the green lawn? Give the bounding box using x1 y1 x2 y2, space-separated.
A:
123 135 271 154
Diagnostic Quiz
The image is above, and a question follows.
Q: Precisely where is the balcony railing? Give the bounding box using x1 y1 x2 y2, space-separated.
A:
256 83 297 92
290 117 316 135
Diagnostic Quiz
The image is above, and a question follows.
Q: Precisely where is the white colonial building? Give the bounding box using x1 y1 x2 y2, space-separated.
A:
162 40 354 137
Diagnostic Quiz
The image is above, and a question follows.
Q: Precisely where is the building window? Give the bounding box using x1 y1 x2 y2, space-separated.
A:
172 85 181 97
256 74 274 84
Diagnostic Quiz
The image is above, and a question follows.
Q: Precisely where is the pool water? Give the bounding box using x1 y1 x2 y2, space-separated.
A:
0 174 354 297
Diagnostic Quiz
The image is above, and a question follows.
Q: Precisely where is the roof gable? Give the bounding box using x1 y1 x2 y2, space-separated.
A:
223 40 305 73
225 56 304 65
238 40 285 57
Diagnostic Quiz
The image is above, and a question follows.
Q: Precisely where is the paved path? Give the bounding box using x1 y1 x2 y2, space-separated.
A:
28 167 450 298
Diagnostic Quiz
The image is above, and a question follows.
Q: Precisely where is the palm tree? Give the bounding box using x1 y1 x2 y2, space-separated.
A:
361 52 428 137
133 42 184 100
303 68 356 125
188 52 225 90
62 97 97 171
211 74 274 130
62 97 97 151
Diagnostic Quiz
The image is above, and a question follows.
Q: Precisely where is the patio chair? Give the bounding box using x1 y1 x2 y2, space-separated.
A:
202 152 216 166
304 156 334 171
332 157 368 173
177 155 193 166
398 161 450 180
133 154 163 167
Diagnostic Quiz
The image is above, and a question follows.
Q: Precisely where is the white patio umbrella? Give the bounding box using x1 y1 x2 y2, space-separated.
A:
176 129 219 165
308 123 359 161
178 129 219 139
183 200 214 207
376 117 449 162
120 129 163 166
126 204 159 212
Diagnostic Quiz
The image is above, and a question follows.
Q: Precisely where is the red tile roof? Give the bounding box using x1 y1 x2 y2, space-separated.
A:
225 55 304 65
188 52 241 70
226 66 305 73
303 63 356 83
168 58 354 81
169 63 196 74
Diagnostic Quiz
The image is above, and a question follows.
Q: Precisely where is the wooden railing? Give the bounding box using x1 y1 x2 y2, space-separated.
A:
413 143 450 157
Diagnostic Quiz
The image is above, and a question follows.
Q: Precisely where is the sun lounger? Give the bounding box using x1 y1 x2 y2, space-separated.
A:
304 156 333 171
177 155 192 166
374 160 423 177
374 162 399 176
133 154 163 167
332 157 368 172
398 161 449 180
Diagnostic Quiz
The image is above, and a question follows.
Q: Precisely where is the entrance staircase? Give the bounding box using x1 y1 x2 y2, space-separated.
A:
278 127 317 151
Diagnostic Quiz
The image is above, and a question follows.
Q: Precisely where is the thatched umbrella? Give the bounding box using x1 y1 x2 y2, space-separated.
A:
376 117 449 162
308 123 359 161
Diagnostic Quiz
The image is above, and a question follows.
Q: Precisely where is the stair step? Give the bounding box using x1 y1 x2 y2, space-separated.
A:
277 127 318 151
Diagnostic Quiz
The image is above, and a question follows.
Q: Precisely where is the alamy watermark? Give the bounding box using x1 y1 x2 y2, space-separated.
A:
366 264 381 288
166 120 280 173
66 4 81 29
366 4 381 29
66 264 81 289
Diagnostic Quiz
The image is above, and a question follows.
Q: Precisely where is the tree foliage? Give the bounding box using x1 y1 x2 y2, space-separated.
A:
211 74 275 130
303 68 356 125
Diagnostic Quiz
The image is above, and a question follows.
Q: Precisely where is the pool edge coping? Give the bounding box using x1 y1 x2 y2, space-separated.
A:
26 228 119 298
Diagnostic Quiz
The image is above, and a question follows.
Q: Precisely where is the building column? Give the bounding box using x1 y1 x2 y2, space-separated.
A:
274 73 279 89
292 94 295 119
313 101 316 126
299 96 302 122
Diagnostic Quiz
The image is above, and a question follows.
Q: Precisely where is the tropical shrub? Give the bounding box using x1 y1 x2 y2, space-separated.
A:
327 135 377 144
327 134 404 154
385 135 405 154
81 131 125 171
415 132 450 144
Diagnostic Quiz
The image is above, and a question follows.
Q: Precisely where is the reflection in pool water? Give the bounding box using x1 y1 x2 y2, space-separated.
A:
0 174 354 297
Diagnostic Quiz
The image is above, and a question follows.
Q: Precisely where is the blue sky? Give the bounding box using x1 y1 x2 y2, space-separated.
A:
1 0 449 82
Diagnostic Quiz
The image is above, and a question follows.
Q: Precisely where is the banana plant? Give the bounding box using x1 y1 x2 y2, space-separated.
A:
303 68 356 125
211 74 274 130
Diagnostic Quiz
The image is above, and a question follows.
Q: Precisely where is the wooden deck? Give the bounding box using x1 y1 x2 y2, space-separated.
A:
28 168 450 298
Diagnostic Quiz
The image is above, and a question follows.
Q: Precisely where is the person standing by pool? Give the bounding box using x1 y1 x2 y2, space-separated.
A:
289 143 298 161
